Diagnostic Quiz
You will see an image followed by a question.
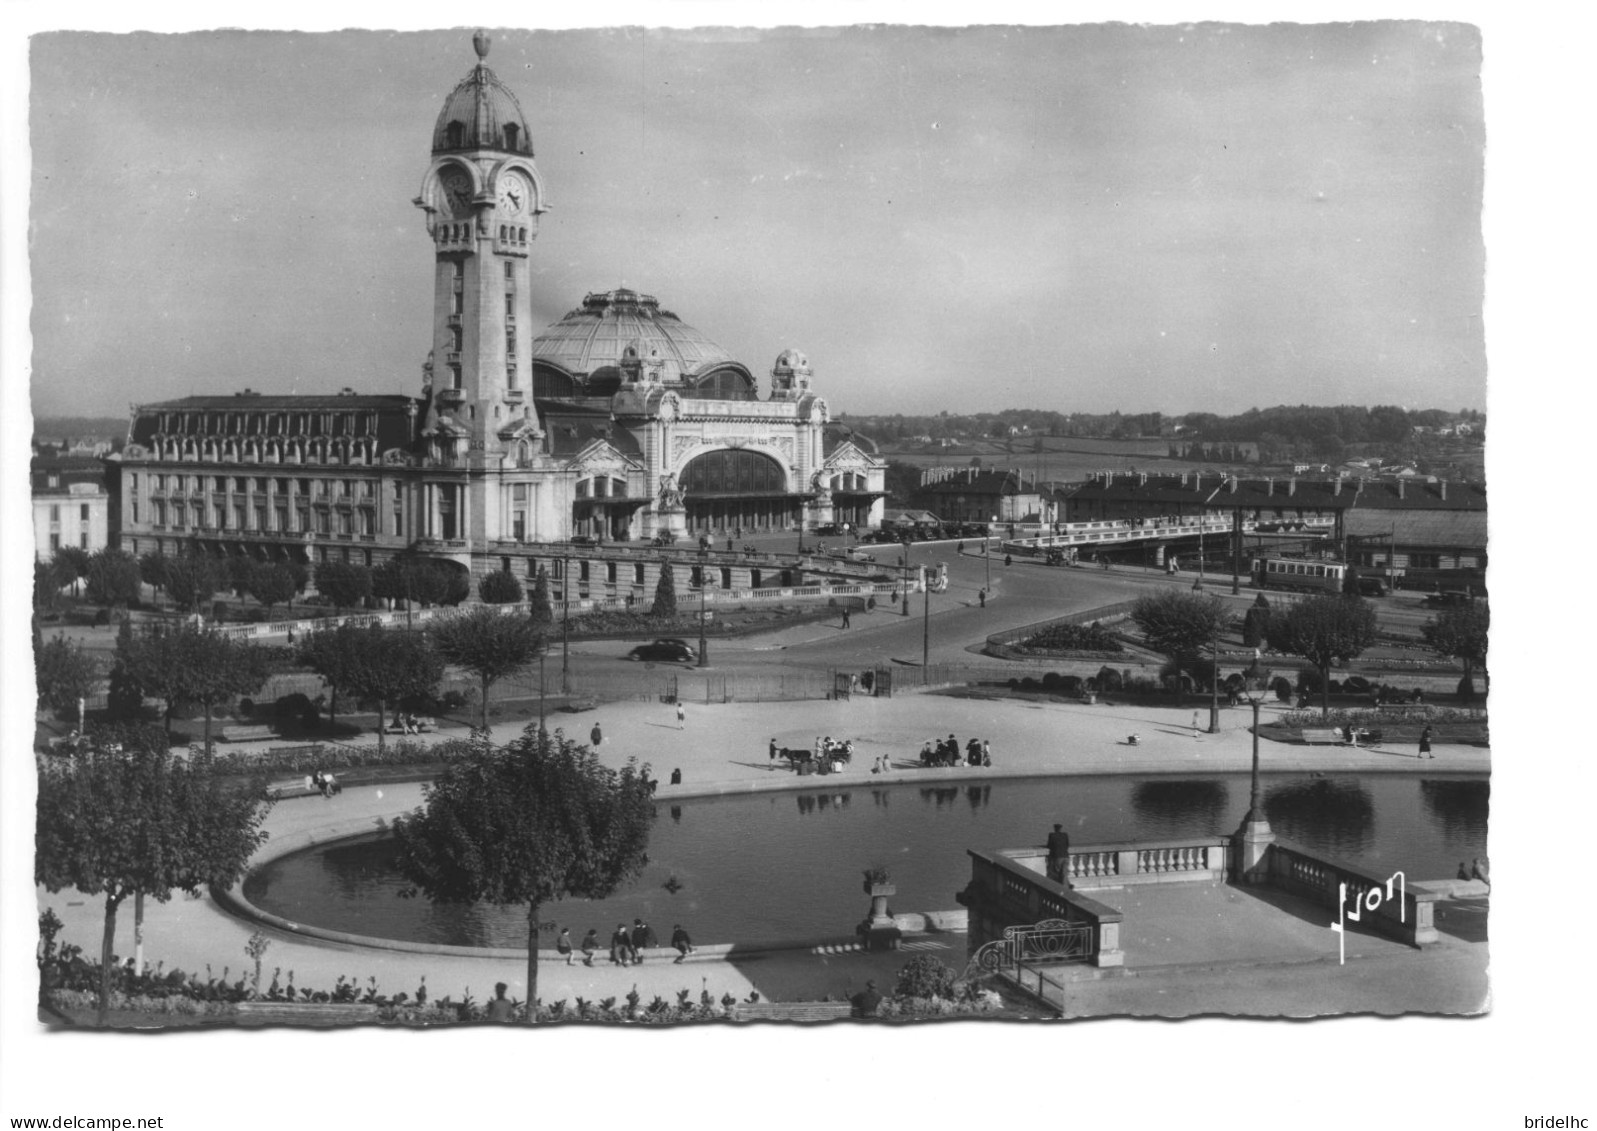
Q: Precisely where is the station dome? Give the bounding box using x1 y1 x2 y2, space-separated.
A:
530 288 757 401
432 31 534 156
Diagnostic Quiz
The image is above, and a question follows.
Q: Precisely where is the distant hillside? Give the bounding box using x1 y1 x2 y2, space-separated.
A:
32 417 128 442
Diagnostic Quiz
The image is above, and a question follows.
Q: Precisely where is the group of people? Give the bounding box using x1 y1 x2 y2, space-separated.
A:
388 712 424 735
561 920 697 966
306 769 339 797
918 735 992 769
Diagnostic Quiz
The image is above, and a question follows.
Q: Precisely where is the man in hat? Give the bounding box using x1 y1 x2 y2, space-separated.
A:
1047 823 1072 885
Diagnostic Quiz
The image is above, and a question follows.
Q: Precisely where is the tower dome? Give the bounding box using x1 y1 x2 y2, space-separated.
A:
432 31 534 156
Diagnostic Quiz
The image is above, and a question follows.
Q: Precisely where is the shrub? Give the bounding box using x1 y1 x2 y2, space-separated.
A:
478 569 524 605
894 955 957 1000
1342 675 1372 693
1094 666 1124 693
1457 675 1478 702
1271 676 1294 702
1021 622 1124 653
1296 668 1326 694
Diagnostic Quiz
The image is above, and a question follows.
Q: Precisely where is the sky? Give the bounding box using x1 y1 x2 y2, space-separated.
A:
25 22 1486 421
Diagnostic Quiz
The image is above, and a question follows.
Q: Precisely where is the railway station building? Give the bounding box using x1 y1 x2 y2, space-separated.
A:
112 33 884 588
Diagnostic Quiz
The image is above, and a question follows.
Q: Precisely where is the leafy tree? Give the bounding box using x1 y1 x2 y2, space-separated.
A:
529 565 553 627
1266 594 1380 718
162 555 222 614
35 634 103 720
35 725 272 1025
137 552 169 605
1129 589 1227 685
106 617 144 720
392 729 653 1022
34 560 65 615
375 558 450 609
337 625 444 751
430 605 546 729
440 564 472 607
315 561 374 613
1422 601 1490 698
652 561 678 618
1242 593 1272 648
297 624 366 733
84 548 143 609
118 622 276 748
223 556 258 599
479 569 524 605
246 562 300 618
52 546 91 597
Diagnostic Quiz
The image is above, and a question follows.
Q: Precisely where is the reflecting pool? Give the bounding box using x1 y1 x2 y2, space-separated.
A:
243 771 1487 948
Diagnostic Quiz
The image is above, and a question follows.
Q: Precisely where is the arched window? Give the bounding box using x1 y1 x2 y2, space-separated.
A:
503 123 520 150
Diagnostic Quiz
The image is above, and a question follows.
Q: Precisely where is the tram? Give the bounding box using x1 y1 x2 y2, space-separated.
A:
1251 556 1347 594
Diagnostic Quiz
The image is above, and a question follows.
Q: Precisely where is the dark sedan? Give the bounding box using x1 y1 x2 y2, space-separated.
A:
627 640 697 663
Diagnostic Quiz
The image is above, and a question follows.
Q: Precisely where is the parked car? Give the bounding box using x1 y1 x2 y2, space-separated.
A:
568 535 599 547
828 546 872 562
1423 590 1472 608
864 529 903 544
811 523 844 537
627 640 697 662
1356 576 1389 597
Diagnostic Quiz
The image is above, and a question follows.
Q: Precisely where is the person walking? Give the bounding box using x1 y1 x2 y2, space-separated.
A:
769 737 778 767
580 928 598 967
672 924 695 964
590 721 603 747
978 588 986 608
1192 711 1201 737
841 608 851 629
676 701 685 728
1419 725 1433 759
610 923 631 967
556 927 574 966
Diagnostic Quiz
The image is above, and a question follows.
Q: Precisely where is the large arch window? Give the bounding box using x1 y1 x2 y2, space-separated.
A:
680 449 787 495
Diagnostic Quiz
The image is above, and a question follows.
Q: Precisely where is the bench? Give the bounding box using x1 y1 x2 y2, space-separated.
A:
561 696 599 713
381 717 436 735
234 1001 381 1026
1299 729 1345 745
731 1001 856 1023
217 724 278 743
267 778 322 799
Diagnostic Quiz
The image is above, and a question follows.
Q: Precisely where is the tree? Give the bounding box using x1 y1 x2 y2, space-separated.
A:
1242 593 1272 649
223 556 258 599
52 546 91 598
246 562 300 618
652 561 678 618
84 548 143 609
297 624 366 734
137 552 169 606
529 565 553 627
1422 601 1490 698
392 729 653 1022
118 622 276 748
34 560 66 615
35 634 102 720
479 568 524 605
430 605 546 729
1266 594 1380 718
106 617 145 720
315 561 374 614
337 625 444 751
1129 589 1227 692
162 555 222 614
35 725 271 1026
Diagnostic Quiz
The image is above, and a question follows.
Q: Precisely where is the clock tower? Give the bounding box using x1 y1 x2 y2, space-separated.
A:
415 30 547 460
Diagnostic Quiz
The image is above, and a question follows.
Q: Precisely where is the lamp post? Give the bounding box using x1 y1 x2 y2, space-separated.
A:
697 579 708 668
538 647 547 736
900 548 909 617
1234 660 1275 882
922 568 931 670
1208 621 1221 734
560 552 570 694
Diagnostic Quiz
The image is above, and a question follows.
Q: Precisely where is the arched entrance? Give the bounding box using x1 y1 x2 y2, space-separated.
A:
678 449 797 534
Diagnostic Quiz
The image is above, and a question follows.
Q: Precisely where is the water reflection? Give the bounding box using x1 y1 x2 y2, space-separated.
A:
1419 779 1490 846
670 805 682 824
795 792 852 815
1264 778 1375 860
967 785 991 811
1130 780 1229 836
920 787 961 809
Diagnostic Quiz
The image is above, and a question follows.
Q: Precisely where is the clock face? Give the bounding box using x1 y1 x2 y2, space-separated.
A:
496 173 527 217
440 170 474 216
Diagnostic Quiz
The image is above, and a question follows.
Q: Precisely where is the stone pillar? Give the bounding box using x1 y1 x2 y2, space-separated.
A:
857 882 902 952
1095 920 1124 968
1234 820 1276 884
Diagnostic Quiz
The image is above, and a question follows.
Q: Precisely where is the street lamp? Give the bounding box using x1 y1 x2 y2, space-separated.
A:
1234 659 1275 882
1208 620 1221 734
538 646 547 735
900 548 910 617
560 552 570 694
697 576 709 668
922 568 931 670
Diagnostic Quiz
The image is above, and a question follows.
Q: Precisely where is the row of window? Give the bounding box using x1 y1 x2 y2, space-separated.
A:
133 473 387 500
144 500 382 538
138 436 386 466
147 410 382 439
46 504 93 524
